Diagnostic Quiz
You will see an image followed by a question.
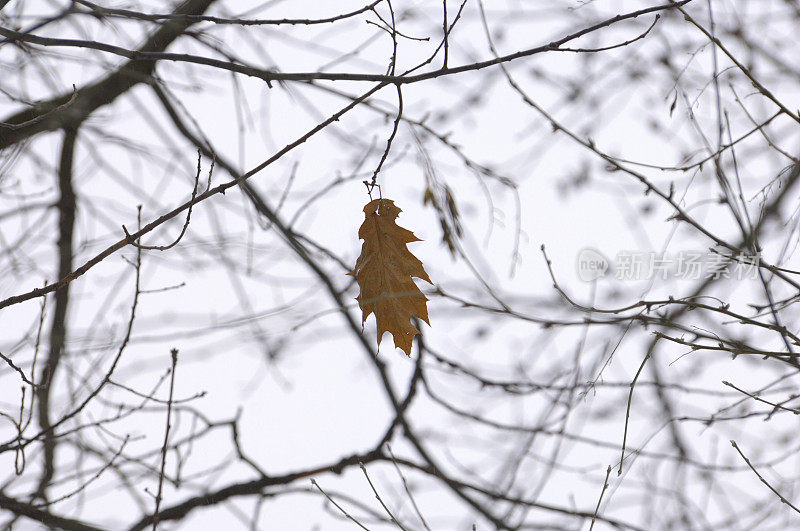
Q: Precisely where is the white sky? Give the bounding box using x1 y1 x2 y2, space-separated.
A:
2 0 800 529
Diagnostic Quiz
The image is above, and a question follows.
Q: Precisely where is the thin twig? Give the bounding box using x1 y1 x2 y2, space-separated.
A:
73 0 384 26
0 2 693 87
386 444 431 531
675 4 800 125
0 83 386 311
730 440 800 515
553 16 660 53
0 352 35 386
590 465 613 530
359 462 407 529
0 85 77 130
123 150 207 251
310 479 370 530
619 338 659 475
723 381 800 416
152 348 179 531
366 86 402 196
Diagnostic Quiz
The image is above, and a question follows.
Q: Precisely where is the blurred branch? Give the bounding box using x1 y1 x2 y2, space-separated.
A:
730 440 800 515
0 1 692 108
0 0 217 150
0 493 105 531
33 126 78 502
73 0 384 26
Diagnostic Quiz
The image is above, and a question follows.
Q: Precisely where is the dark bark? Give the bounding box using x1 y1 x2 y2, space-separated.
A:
0 493 105 531
0 0 217 150
33 127 77 502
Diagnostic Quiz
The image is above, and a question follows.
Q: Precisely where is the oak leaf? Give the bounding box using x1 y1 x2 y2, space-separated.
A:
349 198 432 355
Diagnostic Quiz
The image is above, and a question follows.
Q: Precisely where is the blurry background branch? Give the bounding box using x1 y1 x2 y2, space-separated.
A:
2 0 800 529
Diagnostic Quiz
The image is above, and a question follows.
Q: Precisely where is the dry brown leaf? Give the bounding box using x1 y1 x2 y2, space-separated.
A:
349 198 432 355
